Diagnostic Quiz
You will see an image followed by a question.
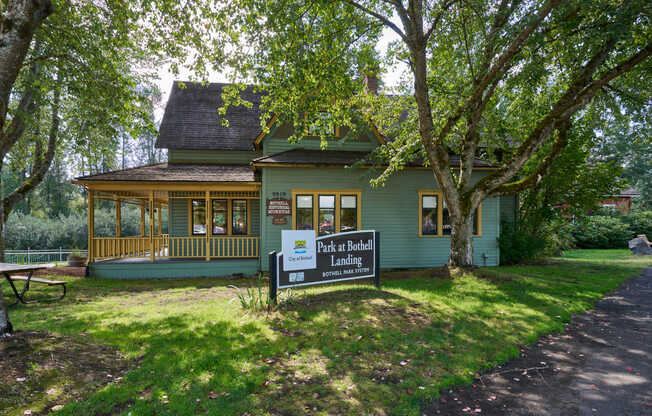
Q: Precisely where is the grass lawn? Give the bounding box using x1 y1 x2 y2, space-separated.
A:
2 249 650 416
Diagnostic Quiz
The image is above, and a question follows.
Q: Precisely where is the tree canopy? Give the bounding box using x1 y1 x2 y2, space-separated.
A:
180 0 651 266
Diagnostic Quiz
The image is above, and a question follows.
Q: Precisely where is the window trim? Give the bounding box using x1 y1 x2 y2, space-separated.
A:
291 189 361 235
418 190 482 237
190 198 207 236
187 198 250 236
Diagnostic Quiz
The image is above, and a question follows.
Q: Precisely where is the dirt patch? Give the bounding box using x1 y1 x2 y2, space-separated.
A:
0 330 134 415
32 266 86 278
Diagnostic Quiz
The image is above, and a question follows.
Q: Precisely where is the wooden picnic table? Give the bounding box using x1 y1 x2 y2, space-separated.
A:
0 263 66 306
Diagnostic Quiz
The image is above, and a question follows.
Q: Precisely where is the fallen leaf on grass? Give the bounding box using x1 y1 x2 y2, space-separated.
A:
208 391 230 399
262 380 270 386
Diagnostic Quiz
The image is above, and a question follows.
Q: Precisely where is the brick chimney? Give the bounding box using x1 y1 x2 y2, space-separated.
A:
363 69 379 94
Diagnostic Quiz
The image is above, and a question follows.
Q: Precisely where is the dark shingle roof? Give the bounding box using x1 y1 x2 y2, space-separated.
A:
616 187 640 197
252 149 497 168
156 82 265 151
75 163 258 182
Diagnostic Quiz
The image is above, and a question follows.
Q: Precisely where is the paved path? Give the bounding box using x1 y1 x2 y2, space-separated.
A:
426 267 652 416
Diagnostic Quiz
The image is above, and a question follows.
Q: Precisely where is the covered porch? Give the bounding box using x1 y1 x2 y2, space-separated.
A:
73 163 261 267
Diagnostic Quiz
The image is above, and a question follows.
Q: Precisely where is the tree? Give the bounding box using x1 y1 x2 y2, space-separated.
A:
196 0 651 267
0 0 215 335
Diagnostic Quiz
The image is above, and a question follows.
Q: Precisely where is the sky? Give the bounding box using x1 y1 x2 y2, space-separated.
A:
152 26 406 122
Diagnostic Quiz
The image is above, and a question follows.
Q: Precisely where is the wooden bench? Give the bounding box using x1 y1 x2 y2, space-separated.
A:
636 234 652 247
2 264 67 305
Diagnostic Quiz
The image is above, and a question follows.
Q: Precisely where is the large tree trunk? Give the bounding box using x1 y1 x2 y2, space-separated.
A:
448 212 475 268
0 159 9 336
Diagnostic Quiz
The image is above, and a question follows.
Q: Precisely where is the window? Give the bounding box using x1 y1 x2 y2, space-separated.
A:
340 195 358 232
212 199 227 235
232 199 248 235
421 195 438 235
292 190 361 234
418 191 482 237
191 199 206 235
191 198 249 236
318 195 335 236
296 195 314 230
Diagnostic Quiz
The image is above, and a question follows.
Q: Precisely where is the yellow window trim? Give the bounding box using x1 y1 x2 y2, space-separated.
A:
291 189 362 236
187 197 252 236
418 190 482 237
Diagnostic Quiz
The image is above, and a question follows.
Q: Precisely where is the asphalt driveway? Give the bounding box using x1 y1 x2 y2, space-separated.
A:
426 267 652 416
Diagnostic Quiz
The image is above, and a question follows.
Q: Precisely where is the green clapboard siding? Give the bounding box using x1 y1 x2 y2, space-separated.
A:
169 198 189 237
90 259 259 279
263 136 378 155
260 167 500 270
168 149 261 164
250 199 260 235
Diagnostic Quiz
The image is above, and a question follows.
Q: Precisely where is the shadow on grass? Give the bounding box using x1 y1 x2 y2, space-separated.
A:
3 253 648 415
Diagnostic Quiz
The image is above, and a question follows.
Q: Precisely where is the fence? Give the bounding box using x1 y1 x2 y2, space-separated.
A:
4 249 88 265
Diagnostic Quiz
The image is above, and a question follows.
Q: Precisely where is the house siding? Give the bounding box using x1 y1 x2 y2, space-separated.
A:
170 198 189 237
90 259 258 279
259 167 500 270
168 149 261 164
262 135 378 155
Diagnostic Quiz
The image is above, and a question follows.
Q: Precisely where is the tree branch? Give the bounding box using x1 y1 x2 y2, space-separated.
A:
434 0 561 145
424 0 457 41
490 119 571 196
475 41 651 197
345 0 409 43
2 86 59 220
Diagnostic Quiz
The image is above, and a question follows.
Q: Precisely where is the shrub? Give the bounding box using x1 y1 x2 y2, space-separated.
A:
621 210 652 239
498 221 546 265
570 215 631 249
4 207 168 250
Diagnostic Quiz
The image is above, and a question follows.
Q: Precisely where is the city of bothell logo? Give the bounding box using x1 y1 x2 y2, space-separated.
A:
293 239 307 254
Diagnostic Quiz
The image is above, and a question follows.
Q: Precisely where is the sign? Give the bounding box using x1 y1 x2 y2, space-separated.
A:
281 230 316 271
266 198 291 225
269 231 380 301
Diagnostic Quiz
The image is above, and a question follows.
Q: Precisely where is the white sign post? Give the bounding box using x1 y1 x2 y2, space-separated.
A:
281 230 317 271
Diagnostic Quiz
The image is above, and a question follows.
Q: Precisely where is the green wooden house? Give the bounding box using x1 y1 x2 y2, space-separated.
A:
74 82 516 279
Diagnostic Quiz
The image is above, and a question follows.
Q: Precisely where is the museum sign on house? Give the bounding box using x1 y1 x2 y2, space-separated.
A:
73 81 517 278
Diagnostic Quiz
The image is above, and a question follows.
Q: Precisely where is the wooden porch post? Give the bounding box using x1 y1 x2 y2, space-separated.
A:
205 190 211 261
88 189 95 264
115 197 121 238
157 202 162 235
140 202 145 237
149 191 155 262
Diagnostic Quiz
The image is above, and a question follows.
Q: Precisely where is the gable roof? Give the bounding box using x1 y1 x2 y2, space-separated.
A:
156 82 266 151
74 163 259 183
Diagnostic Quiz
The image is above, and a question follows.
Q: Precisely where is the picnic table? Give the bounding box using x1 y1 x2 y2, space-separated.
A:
1 263 66 306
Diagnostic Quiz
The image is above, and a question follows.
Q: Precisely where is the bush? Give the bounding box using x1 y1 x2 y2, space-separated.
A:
570 215 631 249
498 221 546 265
541 221 576 256
621 210 652 239
4 207 168 250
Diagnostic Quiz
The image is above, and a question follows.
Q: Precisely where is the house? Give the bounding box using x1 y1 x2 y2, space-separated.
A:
599 188 639 214
73 82 517 279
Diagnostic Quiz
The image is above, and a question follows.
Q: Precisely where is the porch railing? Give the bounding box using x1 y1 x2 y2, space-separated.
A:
91 235 258 261
92 236 169 260
168 236 259 258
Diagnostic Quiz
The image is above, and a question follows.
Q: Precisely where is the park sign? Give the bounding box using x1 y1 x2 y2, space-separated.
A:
269 230 380 302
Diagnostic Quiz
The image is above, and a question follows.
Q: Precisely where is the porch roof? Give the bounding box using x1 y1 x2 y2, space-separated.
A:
74 163 259 183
